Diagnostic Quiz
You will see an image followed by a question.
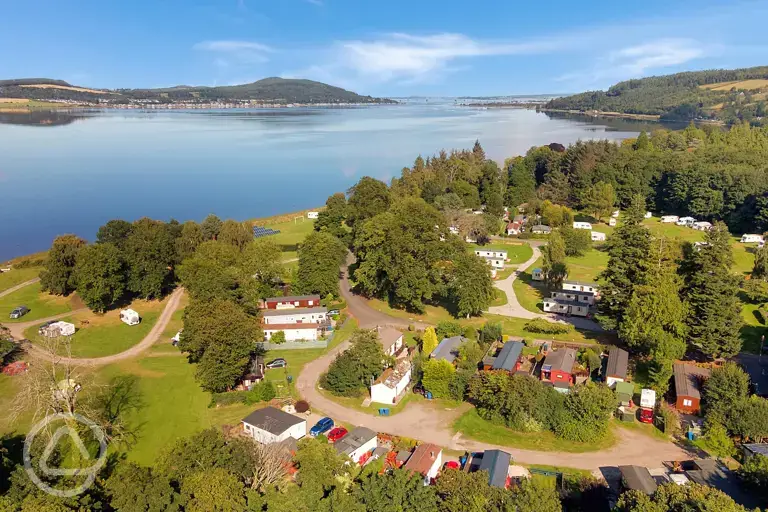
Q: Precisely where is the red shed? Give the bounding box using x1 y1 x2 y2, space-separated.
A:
541 348 576 388
673 363 710 415
263 295 321 310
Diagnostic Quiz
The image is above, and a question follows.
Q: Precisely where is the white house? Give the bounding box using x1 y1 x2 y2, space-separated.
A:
562 280 598 295
370 359 411 404
242 407 306 444
542 298 589 317
307 211 319 219
609 218 617 227
119 309 140 326
591 231 606 242
676 216 696 227
262 307 327 325
692 221 712 231
335 427 378 463
475 249 507 260
605 348 629 388
506 221 522 236
377 326 404 357
660 215 679 223
264 323 320 342
403 443 442 485
742 234 764 243
573 221 592 230
532 268 545 281
645 212 653 219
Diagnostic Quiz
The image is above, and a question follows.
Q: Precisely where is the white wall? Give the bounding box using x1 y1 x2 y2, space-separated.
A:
563 282 596 293
244 420 307 444
370 368 411 404
265 328 319 341
606 376 624 388
426 451 443 481
475 250 507 260
349 437 378 463
264 311 327 324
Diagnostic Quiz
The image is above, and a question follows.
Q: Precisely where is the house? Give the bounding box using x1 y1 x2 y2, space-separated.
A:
119 309 140 326
492 341 524 373
506 221 522 236
241 357 265 389
742 444 768 460
550 289 594 306
474 249 508 261
531 268 545 281
660 215 679 223
541 348 576 388
481 257 505 270
376 326 404 357
608 218 617 227
403 443 442 484
512 214 525 224
242 407 307 444
573 221 592 230
741 234 764 244
676 216 696 227
605 348 629 387
562 280 598 295
39 321 75 338
307 211 319 219
693 221 712 231
478 449 512 488
335 427 377 463
530 225 551 234
591 231 607 242
262 307 328 325
543 297 590 317
673 363 711 415
371 359 411 404
618 466 657 495
430 336 468 364
263 295 321 310
264 323 321 342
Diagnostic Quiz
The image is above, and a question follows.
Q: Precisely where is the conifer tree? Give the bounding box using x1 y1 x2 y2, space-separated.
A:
421 327 439 356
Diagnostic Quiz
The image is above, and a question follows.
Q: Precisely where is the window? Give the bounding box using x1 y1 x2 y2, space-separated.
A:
683 399 693 407
294 301 299 306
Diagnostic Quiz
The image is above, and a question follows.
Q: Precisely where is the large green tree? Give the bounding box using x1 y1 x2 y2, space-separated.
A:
96 219 134 250
296 231 347 298
73 243 126 312
616 483 749 512
355 468 438 512
702 362 750 425
217 220 253 250
321 329 387 396
200 214 223 241
449 253 495 318
175 221 204 264
124 218 175 299
105 462 179 512
583 181 616 222
177 241 241 303
346 176 391 230
40 234 87 295
181 468 246 512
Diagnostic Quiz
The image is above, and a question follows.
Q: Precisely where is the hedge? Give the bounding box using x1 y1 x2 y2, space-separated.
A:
524 318 574 334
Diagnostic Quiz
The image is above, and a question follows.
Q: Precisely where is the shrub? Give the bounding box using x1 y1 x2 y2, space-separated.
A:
422 359 455 398
14 257 46 269
524 318 573 334
657 403 681 436
245 381 276 404
270 331 286 344
436 321 463 340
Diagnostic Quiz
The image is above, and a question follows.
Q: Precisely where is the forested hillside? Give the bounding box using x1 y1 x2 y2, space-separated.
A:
0 77 394 105
546 65 768 124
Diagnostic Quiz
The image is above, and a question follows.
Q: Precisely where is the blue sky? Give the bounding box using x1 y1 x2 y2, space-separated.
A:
2 0 767 96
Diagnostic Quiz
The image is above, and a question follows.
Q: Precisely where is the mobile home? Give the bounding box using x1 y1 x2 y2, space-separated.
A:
741 234 764 244
573 221 592 230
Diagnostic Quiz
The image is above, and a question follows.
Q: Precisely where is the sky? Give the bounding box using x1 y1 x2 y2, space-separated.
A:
2 0 767 97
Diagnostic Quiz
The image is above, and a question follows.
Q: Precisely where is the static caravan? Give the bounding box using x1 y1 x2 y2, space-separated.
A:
475 249 508 261
676 216 695 227
611 210 620 218
742 234 764 244
660 215 679 223
608 218 617 227
573 221 592 230
562 280 598 295
551 289 595 306
542 297 589 317
307 211 319 219
531 268 545 281
692 221 712 231
591 231 606 242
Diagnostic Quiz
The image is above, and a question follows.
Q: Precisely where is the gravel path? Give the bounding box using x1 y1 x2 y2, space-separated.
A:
0 277 40 299
488 245 542 318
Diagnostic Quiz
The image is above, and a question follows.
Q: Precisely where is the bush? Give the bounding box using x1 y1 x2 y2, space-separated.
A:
561 227 591 257
270 331 286 344
209 391 248 407
524 318 574 334
13 257 46 268
657 404 681 436
422 359 456 398
245 381 276 404
436 321 463 340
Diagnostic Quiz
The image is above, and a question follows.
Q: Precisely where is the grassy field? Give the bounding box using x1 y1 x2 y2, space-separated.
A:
564 249 609 282
470 242 533 264
0 283 73 322
512 257 546 314
701 79 768 91
741 302 764 354
490 288 508 307
0 98 73 110
262 218 316 261
24 296 170 358
0 267 41 293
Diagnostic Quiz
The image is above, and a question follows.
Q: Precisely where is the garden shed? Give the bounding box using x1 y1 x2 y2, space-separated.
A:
615 381 634 406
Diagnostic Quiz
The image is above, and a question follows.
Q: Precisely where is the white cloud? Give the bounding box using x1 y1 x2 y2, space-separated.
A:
609 39 706 75
193 40 275 64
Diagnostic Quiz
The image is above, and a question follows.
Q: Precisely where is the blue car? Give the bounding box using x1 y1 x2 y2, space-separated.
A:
309 417 334 437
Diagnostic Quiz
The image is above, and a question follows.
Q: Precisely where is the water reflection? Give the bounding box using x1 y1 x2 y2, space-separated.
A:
0 110 90 127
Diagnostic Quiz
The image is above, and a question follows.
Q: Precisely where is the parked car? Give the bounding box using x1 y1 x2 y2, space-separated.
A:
327 426 348 443
328 309 340 316
266 358 287 369
9 306 29 319
309 417 334 437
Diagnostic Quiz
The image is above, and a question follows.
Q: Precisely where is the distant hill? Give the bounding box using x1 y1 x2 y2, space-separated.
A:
545 65 768 124
0 77 395 105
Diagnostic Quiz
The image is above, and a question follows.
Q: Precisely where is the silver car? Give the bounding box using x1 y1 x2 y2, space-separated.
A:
10 306 29 319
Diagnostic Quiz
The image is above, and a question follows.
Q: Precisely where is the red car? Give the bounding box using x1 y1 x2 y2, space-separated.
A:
327 427 348 443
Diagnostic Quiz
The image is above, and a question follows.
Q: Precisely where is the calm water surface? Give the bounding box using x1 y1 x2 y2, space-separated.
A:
0 105 676 260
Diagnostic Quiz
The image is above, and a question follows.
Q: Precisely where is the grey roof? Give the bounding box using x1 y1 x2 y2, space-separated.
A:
552 289 594 298
492 341 524 371
606 348 629 379
543 348 576 374
265 294 320 302
478 450 512 488
371 446 389 459
377 326 403 352
396 450 412 463
673 363 710 400
619 465 657 495
684 459 760 509
431 336 468 363
531 224 551 232
543 297 587 308
334 427 377 456
242 407 305 435
563 280 598 288
262 307 327 317
744 444 768 457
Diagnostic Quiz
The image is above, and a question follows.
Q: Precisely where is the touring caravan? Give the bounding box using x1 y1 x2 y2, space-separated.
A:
660 215 679 223
591 231 607 242
676 217 695 227
120 309 141 326
741 234 764 244
573 222 592 230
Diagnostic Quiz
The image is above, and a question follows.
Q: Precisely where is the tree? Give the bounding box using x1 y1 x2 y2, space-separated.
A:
561 227 591 257
583 181 616 222
478 322 502 343
105 462 179 512
296 231 347 298
217 220 253 250
506 157 537 209
597 195 651 330
702 362 749 424
555 383 615 442
633 131 650 150
73 243 126 312
124 218 175 299
241 238 283 289
450 253 495 318
315 192 348 241
322 329 387 396
293 437 349 496
434 466 496 512
485 191 504 219
177 242 241 303
728 396 768 441
421 327 439 355
181 468 246 512
421 359 456 398
753 244 768 280
457 213 489 244
738 453 768 498
175 221 204 263
510 478 563 512
542 230 568 287
346 176 391 229
436 321 463 340
201 214 223 240
96 219 134 250
39 234 86 295
616 483 749 512
355 468 438 512
701 422 736 458
680 222 744 358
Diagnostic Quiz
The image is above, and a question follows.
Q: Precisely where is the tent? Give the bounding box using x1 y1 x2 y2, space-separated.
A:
120 309 140 326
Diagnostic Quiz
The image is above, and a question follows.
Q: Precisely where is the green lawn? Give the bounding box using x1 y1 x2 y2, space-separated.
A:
564 249 608 282
470 243 533 264
0 283 73 322
454 408 616 453
512 257 546 314
25 310 162 358
0 267 41 293
741 302 765 354
263 218 316 261
490 288 509 307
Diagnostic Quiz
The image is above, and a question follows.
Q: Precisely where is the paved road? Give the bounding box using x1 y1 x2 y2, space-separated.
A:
296 336 693 470
0 277 40 299
488 245 542 319
14 288 185 366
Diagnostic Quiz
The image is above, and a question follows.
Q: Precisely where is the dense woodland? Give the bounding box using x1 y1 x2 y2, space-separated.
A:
545 65 768 124
0 78 394 105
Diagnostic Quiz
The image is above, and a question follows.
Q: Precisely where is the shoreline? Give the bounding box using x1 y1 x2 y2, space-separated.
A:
0 102 397 113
